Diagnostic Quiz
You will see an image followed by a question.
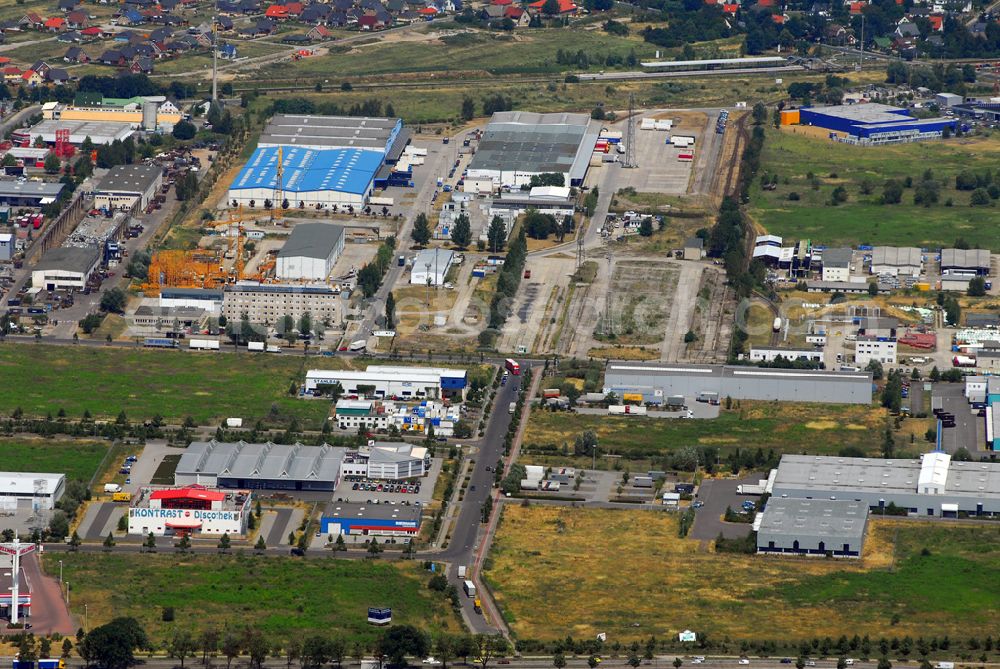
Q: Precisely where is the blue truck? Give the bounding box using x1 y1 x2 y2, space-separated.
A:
14 659 65 669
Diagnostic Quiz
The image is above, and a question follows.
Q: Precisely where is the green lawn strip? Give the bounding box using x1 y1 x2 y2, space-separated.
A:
0 439 107 482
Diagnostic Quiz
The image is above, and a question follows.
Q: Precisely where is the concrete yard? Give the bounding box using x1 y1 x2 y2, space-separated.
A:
613 112 705 195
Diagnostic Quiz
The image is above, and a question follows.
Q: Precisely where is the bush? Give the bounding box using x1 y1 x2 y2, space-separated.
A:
787 192 800 201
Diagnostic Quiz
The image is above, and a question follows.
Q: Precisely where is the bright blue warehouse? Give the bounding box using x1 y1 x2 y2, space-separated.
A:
228 145 383 208
798 103 957 145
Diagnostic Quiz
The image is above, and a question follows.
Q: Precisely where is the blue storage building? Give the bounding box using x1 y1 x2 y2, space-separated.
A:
320 501 422 539
798 103 956 144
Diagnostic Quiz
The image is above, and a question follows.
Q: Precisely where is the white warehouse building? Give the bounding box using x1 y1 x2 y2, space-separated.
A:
305 365 468 401
340 442 430 480
0 473 65 511
410 248 455 286
276 223 345 281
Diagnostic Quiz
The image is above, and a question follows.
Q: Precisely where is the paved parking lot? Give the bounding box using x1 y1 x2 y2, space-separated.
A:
934 383 984 454
689 476 759 541
613 114 701 195
332 457 441 506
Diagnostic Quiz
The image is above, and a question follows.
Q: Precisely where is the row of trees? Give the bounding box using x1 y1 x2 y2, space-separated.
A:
358 237 398 298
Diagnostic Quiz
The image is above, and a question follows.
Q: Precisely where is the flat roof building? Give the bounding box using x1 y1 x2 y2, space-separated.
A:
410 248 455 286
603 362 873 405
127 485 252 536
32 245 100 290
0 472 65 510
797 104 956 144
305 365 468 401
320 500 421 539
820 247 853 282
941 248 990 276
159 288 224 314
771 451 1000 517
229 145 382 208
871 246 922 277
11 118 135 146
222 281 341 326
0 180 65 207
467 111 599 188
340 442 429 480
276 223 345 281
756 498 868 558
95 164 163 210
175 440 347 491
259 114 403 154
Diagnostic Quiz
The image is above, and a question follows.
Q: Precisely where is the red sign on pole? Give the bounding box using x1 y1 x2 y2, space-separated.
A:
0 544 35 556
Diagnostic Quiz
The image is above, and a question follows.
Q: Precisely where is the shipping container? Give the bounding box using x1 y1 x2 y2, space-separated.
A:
622 392 644 403
248 341 265 351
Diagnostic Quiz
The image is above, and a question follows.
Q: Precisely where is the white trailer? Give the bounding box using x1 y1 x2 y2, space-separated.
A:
404 147 428 157
189 338 220 350
457 565 467 579
672 135 696 146
640 118 656 130
266 345 282 353
369 196 394 206
349 339 367 351
463 580 476 598
608 405 647 416
248 341 265 351
654 119 672 131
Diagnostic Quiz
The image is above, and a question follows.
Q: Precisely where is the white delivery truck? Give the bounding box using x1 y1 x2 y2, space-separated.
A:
463 580 476 598
189 338 220 350
349 339 367 352
248 341 265 351
104 483 122 493
266 345 282 353
457 565 467 579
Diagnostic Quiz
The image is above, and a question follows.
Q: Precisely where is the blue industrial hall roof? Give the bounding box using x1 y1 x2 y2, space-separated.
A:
230 146 383 196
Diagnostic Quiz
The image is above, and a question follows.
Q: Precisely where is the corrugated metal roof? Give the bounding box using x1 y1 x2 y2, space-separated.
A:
277 222 345 260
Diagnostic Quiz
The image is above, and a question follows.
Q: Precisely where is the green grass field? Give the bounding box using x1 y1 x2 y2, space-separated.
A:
749 128 1000 250
46 553 462 643
0 438 107 482
522 401 883 463
486 507 1000 643
0 345 349 427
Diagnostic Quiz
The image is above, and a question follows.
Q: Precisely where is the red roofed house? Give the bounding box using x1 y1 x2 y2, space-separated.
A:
722 3 739 13
21 69 44 86
928 14 943 30
264 4 290 18
771 12 786 23
0 58 9 66
848 1 865 13
704 0 718 5
284 1 304 15
44 16 66 31
20 13 46 29
528 0 577 13
308 24 331 39
80 26 103 37
2 67 23 84
128 485 252 536
418 6 438 14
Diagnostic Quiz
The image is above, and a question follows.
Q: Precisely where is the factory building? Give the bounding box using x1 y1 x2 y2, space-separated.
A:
305 365 468 401
467 111 600 188
340 442 429 480
0 473 64 511
175 440 346 491
320 501 421 539
487 186 576 224
221 281 340 326
31 246 100 290
940 248 990 277
276 223 345 280
127 485 252 536
770 451 1000 517
603 363 873 405
410 248 455 286
819 247 853 282
795 103 956 144
333 399 461 436
748 347 823 363
159 288 224 315
854 336 897 365
755 498 868 558
258 114 406 158
11 119 134 146
870 246 922 277
228 146 383 208
0 181 65 207
42 94 182 131
94 164 163 210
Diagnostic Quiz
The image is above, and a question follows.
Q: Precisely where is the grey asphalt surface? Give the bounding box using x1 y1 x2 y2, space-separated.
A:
266 507 294 547
688 476 758 541
934 383 982 454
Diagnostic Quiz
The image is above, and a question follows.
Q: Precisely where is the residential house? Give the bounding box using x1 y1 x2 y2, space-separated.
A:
928 14 943 30
286 2 305 15
57 0 80 11
99 49 126 66
894 20 920 38
149 26 174 41
57 30 82 42
19 13 46 30
527 0 576 13
47 67 70 83
160 0 180 10
130 56 153 73
264 4 290 18
218 43 238 58
2 67 23 84
65 10 88 28
21 69 44 86
80 26 104 37
300 3 331 22
215 15 234 30
31 60 51 77
307 24 331 39
505 6 530 25
117 9 144 25
63 46 89 63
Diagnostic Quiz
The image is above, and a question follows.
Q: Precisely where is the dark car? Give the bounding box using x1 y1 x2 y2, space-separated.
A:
780 660 793 664
290 548 305 556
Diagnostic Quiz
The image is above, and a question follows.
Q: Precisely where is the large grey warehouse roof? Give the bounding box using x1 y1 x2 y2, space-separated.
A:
228 281 338 295
758 498 867 541
259 114 400 151
805 103 911 123
820 247 853 268
941 248 990 269
772 452 1000 499
871 246 921 267
469 111 598 181
277 222 345 260
323 500 421 523
98 164 162 194
0 180 65 198
34 246 100 273
176 440 345 483
606 362 870 384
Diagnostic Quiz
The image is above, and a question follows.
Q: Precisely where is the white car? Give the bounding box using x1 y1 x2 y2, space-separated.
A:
691 659 705 665
422 659 441 666
739 660 750 666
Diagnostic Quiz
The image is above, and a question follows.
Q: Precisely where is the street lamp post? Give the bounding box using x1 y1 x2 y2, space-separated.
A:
65 581 69 606
58 559 62 584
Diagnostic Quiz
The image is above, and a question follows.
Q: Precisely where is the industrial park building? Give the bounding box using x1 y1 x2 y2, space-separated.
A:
0 181 65 207
31 246 100 290
276 223 345 280
467 111 600 188
258 114 406 156
748 347 823 363
410 248 455 286
11 119 134 146
940 248 990 276
305 365 468 401
0 473 64 511
603 363 873 405
320 501 421 539
228 146 383 208
127 485 252 536
175 440 346 491
796 103 956 144
819 247 853 282
756 498 868 558
94 164 163 210
222 281 340 325
854 336 897 365
340 442 429 480
771 452 1000 517
42 94 182 131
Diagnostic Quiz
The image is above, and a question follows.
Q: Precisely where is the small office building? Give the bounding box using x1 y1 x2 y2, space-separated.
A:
340 442 429 480
410 248 455 286
820 247 853 282
305 365 468 401
127 485 252 536
276 223 345 281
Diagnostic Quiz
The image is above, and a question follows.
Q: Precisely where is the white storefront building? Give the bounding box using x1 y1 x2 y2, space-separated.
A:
127 486 252 536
